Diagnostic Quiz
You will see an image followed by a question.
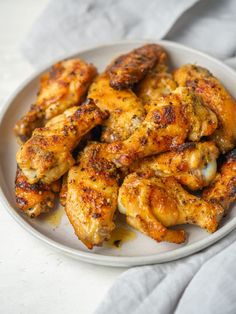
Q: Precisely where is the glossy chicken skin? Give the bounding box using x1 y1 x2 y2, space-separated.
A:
107 87 218 167
174 64 236 153
14 58 97 143
16 100 108 184
203 149 236 211
130 141 219 190
65 143 120 249
15 167 60 218
136 63 177 111
106 44 167 90
118 173 223 243
118 173 185 243
88 74 145 142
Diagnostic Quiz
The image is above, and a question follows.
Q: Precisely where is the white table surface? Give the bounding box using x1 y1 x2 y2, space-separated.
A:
0 1 126 313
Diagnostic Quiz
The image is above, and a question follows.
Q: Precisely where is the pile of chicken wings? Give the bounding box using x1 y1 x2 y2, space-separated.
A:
14 44 236 249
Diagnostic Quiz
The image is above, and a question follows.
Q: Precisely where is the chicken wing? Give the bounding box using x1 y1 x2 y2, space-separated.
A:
129 141 219 190
14 58 97 143
135 63 177 111
88 73 145 142
174 64 236 153
106 44 167 90
15 167 60 218
65 143 120 249
107 87 218 166
16 99 108 184
118 173 223 243
203 149 236 211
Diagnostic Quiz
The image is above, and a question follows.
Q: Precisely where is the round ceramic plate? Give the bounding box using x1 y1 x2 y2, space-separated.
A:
1 40 236 267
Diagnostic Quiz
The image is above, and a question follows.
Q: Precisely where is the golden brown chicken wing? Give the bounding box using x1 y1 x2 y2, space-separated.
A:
118 173 223 243
135 63 177 111
15 167 60 218
65 143 120 249
106 44 167 90
203 149 236 211
14 58 97 143
118 173 187 244
129 141 219 190
107 87 218 167
174 64 236 153
16 99 108 184
88 73 145 142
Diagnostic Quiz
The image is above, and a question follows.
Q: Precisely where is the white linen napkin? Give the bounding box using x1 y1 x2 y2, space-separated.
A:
96 229 236 314
21 0 236 313
22 0 199 67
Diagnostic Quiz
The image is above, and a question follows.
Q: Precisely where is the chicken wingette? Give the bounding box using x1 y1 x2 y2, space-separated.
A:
15 167 60 218
107 87 218 167
118 173 224 243
129 141 219 190
106 44 167 90
65 143 120 249
14 58 97 143
88 73 145 142
135 63 177 111
16 99 108 184
203 149 236 211
174 64 236 153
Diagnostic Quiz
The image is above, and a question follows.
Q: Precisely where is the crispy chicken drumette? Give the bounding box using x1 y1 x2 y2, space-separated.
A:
106 44 167 90
174 64 236 153
107 87 218 167
15 167 60 218
16 100 108 184
118 173 223 243
129 141 219 190
65 143 120 249
14 58 97 143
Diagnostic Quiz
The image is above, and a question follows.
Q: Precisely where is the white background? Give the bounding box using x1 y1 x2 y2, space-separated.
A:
0 1 126 313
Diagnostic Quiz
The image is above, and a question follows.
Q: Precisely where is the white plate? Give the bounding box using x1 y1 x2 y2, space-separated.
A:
1 40 236 267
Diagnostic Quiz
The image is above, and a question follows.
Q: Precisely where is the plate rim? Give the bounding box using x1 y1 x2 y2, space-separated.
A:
1 39 236 267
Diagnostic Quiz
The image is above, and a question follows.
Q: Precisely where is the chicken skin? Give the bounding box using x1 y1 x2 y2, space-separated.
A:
15 167 60 218
65 143 120 249
14 58 97 143
129 141 219 190
106 44 167 90
118 173 223 243
174 64 236 153
136 63 177 111
88 73 145 142
16 99 108 184
107 87 218 167
203 149 236 211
